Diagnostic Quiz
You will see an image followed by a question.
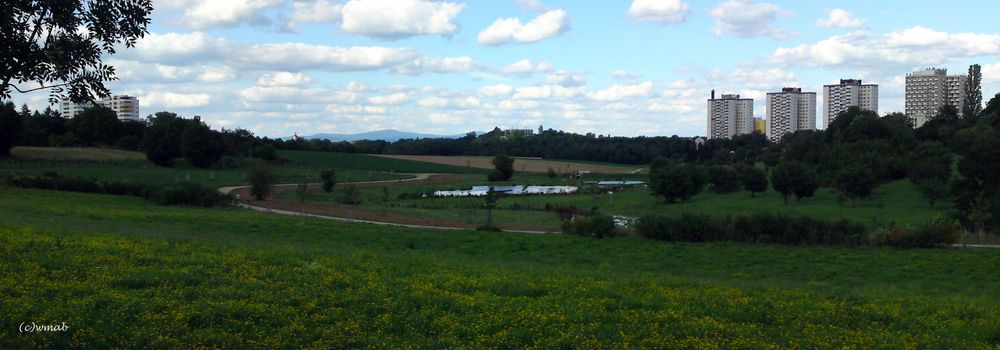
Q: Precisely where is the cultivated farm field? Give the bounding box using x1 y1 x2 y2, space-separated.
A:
1 187 999 349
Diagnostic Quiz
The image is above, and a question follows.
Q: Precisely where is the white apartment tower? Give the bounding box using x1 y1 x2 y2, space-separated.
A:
905 68 967 128
707 90 754 139
823 79 878 128
59 95 140 121
766 87 816 142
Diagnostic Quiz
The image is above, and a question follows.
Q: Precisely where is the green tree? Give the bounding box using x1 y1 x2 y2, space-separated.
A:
964 64 983 118
708 166 741 194
0 102 23 157
1 1 153 103
488 155 515 181
546 167 557 180
648 158 706 203
141 112 186 167
320 169 337 193
180 118 223 168
771 161 818 204
247 162 274 200
739 166 768 197
909 142 952 208
483 186 498 228
68 106 120 146
951 123 1000 230
253 144 277 161
834 165 877 207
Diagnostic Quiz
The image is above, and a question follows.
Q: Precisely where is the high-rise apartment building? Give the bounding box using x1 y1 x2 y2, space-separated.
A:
766 87 816 142
706 90 754 139
59 95 140 121
905 68 966 128
823 79 878 128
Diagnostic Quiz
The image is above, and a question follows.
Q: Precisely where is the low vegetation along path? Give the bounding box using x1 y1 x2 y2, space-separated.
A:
217 174 551 234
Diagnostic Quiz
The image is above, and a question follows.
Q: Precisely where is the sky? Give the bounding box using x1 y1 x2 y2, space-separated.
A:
12 0 1000 138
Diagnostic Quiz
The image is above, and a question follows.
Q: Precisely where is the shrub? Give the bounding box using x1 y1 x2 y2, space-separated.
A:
247 162 275 200
636 212 869 246
475 225 502 232
562 214 617 239
888 217 960 248
150 182 228 207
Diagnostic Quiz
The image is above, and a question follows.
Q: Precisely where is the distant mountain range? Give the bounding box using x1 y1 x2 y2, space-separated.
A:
287 129 473 142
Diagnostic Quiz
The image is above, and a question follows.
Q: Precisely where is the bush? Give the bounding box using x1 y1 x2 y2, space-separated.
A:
150 182 227 207
4 172 228 207
888 217 960 248
562 214 617 239
475 225 502 232
636 212 868 246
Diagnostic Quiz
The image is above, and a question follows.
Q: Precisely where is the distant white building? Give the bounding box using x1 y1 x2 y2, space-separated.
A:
707 91 754 139
59 95 140 121
905 68 967 127
766 87 816 142
823 79 878 128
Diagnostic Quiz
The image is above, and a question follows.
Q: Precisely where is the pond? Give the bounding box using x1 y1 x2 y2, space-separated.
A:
584 180 646 186
433 185 578 197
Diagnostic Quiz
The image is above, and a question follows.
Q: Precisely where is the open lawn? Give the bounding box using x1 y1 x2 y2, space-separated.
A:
1 186 999 348
372 154 645 174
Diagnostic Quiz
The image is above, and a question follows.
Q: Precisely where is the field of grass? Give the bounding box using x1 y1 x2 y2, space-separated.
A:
287 175 950 230
372 154 645 174
0 148 476 188
1 186 998 348
281 150 486 174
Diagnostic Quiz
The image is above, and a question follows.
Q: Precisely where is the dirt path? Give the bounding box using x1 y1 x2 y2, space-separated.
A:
218 173 554 234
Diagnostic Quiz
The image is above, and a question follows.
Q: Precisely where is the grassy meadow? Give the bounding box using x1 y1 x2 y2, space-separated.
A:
1 186 999 348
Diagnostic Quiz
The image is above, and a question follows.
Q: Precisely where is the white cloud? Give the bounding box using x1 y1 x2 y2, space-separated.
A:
289 0 343 28
512 85 583 99
325 105 386 114
709 0 793 40
627 0 690 24
109 60 236 83
417 96 481 109
427 112 462 124
339 0 465 40
139 91 212 108
477 84 514 97
239 86 361 104
391 56 479 75
770 27 1000 69
817 8 865 29
257 72 312 87
368 93 411 105
496 59 553 75
497 99 541 110
477 9 570 46
984 62 1000 84
517 0 549 12
182 0 283 29
545 71 587 87
238 43 420 71
587 81 653 101
612 69 641 81
127 32 231 64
